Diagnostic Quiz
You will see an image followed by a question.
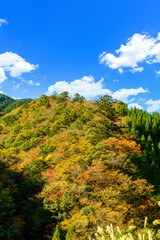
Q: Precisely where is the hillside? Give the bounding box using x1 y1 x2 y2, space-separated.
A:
0 94 32 113
0 92 159 240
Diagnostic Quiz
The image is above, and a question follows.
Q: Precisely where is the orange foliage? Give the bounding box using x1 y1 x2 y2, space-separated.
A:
44 136 49 141
103 137 141 156
6 165 16 171
94 116 102 121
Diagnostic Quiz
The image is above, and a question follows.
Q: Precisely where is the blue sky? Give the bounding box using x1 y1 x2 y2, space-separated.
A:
0 0 160 111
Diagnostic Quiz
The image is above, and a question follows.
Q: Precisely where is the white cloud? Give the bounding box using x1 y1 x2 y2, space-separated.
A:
145 99 160 112
113 79 119 82
0 90 5 94
0 52 38 83
5 61 38 78
99 33 160 73
0 19 8 27
13 83 21 90
130 67 144 73
128 97 135 103
128 103 143 109
118 68 123 74
112 87 149 103
22 79 40 86
156 70 160 76
0 67 6 83
139 97 146 102
46 76 148 102
27 80 40 86
12 97 21 100
28 80 34 85
46 76 112 99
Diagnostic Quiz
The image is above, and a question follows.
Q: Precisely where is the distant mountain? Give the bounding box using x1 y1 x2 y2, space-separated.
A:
0 94 32 113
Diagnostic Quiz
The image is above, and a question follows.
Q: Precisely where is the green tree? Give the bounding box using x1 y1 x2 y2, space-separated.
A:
115 100 128 116
57 91 69 103
72 93 84 103
66 226 75 240
52 225 61 240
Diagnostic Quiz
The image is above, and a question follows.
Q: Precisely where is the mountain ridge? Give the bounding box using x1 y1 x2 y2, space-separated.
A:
0 93 32 114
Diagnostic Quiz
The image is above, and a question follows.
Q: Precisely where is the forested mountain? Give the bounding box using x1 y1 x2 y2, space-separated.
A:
0 94 32 113
0 92 160 239
125 109 160 192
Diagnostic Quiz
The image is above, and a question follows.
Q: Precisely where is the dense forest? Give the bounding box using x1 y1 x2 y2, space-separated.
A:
0 92 160 239
0 94 32 114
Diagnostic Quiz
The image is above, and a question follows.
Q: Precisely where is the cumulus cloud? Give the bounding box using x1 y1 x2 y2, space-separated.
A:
112 87 149 103
46 75 148 102
145 99 160 112
46 76 111 99
5 61 37 78
0 52 38 83
0 19 8 27
0 67 6 83
128 103 143 110
99 33 160 73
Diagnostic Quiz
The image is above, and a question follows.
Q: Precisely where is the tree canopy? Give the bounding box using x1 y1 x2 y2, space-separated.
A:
0 93 159 239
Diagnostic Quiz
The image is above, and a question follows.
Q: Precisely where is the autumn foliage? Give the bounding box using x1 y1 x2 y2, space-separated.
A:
0 93 159 239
